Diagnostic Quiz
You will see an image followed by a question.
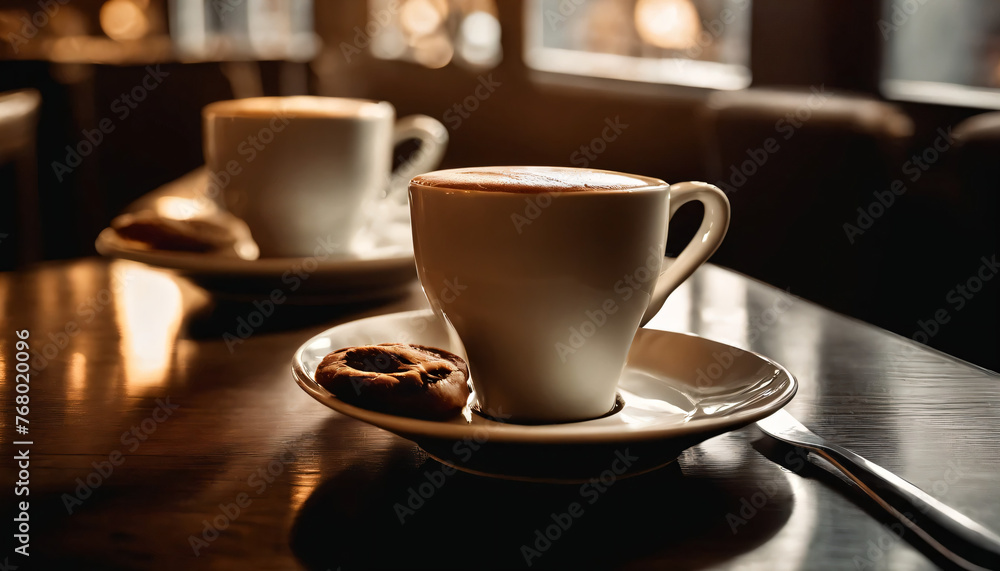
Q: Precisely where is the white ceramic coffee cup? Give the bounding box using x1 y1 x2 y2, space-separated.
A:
409 166 730 424
203 96 447 258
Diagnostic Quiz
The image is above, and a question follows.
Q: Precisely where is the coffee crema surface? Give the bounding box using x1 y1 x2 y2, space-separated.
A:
204 96 392 120
410 166 661 193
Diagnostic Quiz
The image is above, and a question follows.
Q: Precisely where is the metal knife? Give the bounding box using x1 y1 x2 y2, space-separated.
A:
757 409 1000 571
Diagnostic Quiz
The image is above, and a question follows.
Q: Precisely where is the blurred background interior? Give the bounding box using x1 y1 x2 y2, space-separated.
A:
0 0 996 369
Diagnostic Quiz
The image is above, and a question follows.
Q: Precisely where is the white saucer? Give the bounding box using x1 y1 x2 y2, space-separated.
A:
292 310 798 482
95 169 416 304
97 228 415 303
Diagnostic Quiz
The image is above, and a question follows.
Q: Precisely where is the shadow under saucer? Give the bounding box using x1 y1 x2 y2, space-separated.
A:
289 435 795 570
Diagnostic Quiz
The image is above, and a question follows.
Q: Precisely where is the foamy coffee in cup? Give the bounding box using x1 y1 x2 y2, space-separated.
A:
203 96 447 258
409 166 730 423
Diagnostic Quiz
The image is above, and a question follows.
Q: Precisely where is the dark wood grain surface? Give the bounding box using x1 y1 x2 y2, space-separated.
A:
1 258 997 570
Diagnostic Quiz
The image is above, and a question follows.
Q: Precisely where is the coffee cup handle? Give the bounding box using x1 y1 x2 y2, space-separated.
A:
640 181 731 326
389 115 449 201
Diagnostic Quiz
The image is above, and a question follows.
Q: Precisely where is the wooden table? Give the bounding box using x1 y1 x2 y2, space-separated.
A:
2 257 998 570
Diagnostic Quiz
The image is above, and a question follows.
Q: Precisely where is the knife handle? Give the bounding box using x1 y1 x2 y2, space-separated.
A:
812 442 1000 571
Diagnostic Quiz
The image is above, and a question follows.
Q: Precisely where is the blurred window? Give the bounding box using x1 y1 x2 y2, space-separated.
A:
367 0 502 70
881 0 1000 108
169 0 318 61
523 0 752 90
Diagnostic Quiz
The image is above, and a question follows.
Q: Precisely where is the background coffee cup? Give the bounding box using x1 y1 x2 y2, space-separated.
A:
203 96 447 258
409 166 730 423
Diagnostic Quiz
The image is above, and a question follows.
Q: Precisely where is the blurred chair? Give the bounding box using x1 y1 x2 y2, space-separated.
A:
943 112 999 368
699 87 913 316
0 88 42 268
952 112 1000 239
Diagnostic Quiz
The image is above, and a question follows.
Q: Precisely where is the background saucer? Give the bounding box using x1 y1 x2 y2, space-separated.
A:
97 227 415 303
95 168 417 303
